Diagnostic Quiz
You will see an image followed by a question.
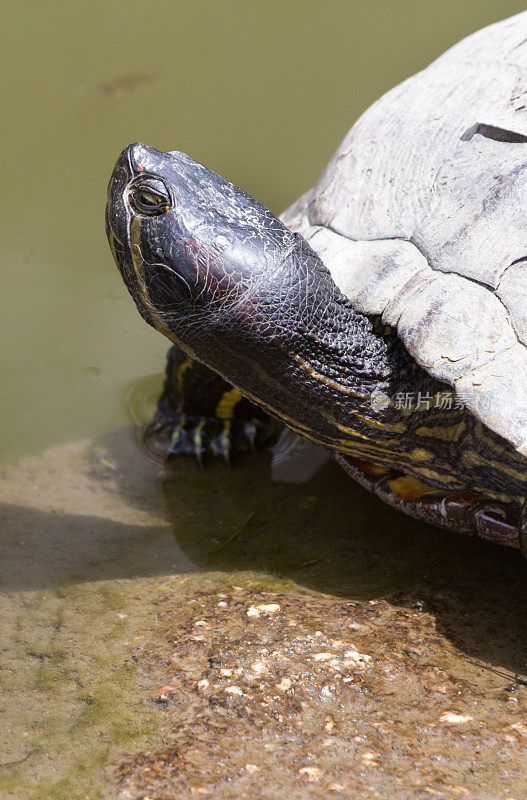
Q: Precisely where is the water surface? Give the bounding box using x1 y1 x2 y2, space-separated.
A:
2 0 525 461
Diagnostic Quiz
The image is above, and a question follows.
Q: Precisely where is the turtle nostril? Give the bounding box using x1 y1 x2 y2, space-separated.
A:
125 142 150 176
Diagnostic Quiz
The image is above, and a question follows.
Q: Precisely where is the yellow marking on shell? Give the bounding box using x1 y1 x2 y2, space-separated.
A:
412 448 433 462
362 463 390 477
415 422 466 442
215 387 244 421
388 475 437 501
462 450 527 483
390 477 517 507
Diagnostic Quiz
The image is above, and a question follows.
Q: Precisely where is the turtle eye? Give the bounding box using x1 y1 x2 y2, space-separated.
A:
129 178 171 216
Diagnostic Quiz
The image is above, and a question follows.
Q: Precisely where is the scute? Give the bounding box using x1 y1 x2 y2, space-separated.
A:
308 21 527 260
384 273 518 384
496 262 527 345
455 345 527 456
413 126 527 286
283 11 527 454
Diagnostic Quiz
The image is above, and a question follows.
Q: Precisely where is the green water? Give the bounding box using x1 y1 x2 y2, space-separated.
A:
1 0 525 462
2 3 527 798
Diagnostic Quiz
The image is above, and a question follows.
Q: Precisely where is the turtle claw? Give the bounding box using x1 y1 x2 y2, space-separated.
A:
192 426 206 463
143 399 271 464
144 346 275 463
242 422 258 452
144 410 227 462
210 429 232 464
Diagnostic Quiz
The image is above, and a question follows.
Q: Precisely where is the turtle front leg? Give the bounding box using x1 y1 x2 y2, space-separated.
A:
335 455 521 550
145 345 274 462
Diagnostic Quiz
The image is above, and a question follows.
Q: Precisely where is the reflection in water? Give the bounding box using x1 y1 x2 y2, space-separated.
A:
125 372 167 466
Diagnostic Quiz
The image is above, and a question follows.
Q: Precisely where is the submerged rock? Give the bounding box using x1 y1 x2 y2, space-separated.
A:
107 575 527 800
1 428 526 799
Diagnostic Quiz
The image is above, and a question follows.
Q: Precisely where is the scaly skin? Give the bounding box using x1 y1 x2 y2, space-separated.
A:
106 143 527 547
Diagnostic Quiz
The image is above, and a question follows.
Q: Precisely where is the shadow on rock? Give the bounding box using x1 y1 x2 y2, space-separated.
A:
157 448 527 678
2 425 526 675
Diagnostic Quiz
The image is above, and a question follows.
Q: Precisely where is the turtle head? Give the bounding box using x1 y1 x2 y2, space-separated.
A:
106 142 301 345
106 143 391 443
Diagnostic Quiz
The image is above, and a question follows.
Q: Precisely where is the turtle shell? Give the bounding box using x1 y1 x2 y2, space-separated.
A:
284 11 527 456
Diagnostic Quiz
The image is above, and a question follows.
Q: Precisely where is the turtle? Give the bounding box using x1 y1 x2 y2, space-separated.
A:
106 11 527 555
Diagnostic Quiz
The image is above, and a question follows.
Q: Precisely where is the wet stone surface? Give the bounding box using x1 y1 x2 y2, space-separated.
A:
1 428 527 798
107 578 527 800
